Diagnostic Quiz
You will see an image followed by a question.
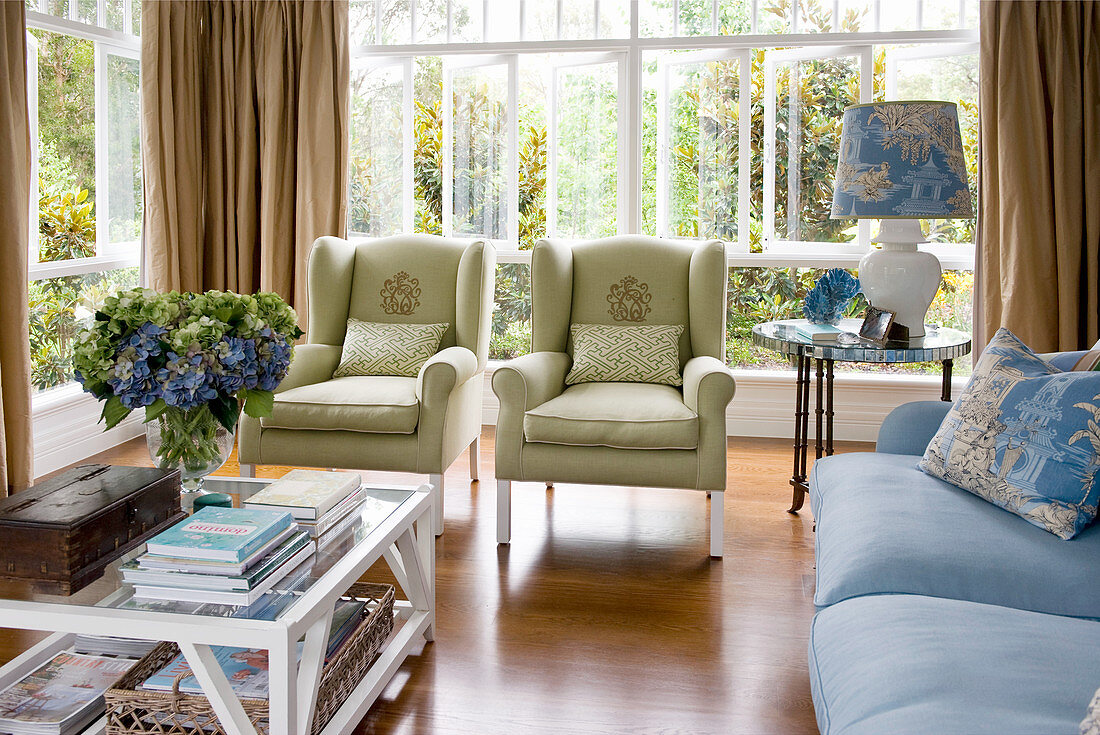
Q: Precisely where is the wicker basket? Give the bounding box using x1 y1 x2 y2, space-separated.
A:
104 583 395 735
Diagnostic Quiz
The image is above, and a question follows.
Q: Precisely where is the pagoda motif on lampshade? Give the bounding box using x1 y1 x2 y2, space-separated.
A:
831 101 972 220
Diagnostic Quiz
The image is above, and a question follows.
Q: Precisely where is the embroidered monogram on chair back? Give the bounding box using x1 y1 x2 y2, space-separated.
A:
379 271 421 315
607 276 652 322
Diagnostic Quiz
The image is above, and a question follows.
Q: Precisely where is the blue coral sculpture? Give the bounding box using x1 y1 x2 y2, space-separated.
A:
803 268 860 324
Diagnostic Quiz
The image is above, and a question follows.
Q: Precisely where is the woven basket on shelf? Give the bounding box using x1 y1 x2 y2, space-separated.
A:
104 583 395 735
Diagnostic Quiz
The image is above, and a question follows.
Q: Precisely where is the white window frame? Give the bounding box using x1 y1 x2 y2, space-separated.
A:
545 51 627 237
442 54 520 245
762 44 872 257
654 47 751 252
349 55 416 235
26 1 144 471
350 1 978 272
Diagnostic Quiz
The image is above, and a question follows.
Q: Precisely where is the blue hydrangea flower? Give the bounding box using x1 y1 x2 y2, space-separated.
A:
107 345 161 408
157 351 218 409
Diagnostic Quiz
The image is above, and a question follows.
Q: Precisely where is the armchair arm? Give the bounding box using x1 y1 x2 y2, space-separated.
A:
491 351 571 411
682 356 736 414
876 400 951 455
277 344 342 393
683 356 736 490
416 346 479 403
491 351 571 481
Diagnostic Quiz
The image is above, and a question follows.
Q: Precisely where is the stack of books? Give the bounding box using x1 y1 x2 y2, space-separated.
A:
243 470 365 542
0 650 136 735
122 507 313 606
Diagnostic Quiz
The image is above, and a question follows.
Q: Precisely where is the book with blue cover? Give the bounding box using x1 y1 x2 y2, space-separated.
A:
145 507 293 563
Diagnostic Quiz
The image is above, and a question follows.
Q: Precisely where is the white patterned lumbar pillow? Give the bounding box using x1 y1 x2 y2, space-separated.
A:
566 323 684 386
1082 687 1100 735
333 320 448 378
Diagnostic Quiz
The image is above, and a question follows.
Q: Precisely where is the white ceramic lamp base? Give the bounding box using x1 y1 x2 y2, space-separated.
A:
858 220 942 339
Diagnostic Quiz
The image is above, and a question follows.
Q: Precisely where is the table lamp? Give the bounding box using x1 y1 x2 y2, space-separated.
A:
830 101 973 338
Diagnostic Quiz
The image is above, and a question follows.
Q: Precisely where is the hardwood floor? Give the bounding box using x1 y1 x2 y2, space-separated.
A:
11 430 874 734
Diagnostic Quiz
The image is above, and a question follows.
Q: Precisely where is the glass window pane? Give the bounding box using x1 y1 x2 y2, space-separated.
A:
835 0 873 32
553 62 618 239
452 64 509 239
414 0 448 43
559 0 595 39
491 263 532 360
662 56 741 240
920 0 960 30
485 0 521 41
350 0 377 44
413 57 443 234
104 53 141 248
524 0 558 41
640 0 673 37
889 51 978 244
772 54 861 244
104 0 124 31
879 0 918 31
598 0 631 38
757 1 792 33
678 0 714 35
29 266 140 392
717 0 752 34
350 64 405 236
450 0 484 42
32 29 97 262
76 0 96 24
131 0 139 35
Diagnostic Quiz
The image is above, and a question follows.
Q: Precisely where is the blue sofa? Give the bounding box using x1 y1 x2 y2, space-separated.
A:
808 399 1100 735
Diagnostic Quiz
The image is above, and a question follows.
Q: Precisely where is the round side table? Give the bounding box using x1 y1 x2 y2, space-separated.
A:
752 319 972 514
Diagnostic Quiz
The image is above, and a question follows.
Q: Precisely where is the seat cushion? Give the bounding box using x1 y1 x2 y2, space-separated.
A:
261 376 419 434
523 383 698 450
809 594 1100 735
810 451 1100 618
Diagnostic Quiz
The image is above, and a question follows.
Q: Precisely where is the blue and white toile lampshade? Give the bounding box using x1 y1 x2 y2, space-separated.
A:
830 101 973 339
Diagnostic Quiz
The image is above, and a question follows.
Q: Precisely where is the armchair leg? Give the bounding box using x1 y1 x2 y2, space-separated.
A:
240 464 255 478
709 491 724 559
496 479 511 544
469 438 480 482
429 473 444 536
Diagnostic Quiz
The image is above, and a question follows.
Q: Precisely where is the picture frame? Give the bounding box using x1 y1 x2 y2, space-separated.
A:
859 306 896 345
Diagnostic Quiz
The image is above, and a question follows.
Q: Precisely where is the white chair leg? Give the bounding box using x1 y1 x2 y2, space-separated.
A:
496 479 511 544
469 437 480 482
545 482 554 489
709 491 724 558
239 463 255 478
429 473 444 536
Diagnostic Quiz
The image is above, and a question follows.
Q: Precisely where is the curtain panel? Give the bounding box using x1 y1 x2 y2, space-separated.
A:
0 2 33 494
979 0 1100 352
141 0 349 324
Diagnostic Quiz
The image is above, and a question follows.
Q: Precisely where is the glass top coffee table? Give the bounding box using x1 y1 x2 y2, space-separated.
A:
0 475 435 735
752 319 972 514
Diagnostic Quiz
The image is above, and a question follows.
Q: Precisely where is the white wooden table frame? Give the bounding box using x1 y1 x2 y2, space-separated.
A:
0 485 435 735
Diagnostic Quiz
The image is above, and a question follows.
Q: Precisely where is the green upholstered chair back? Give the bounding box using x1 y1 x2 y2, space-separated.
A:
306 235 495 370
531 236 727 366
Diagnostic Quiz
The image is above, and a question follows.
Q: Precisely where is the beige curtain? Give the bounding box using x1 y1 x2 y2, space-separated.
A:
0 2 32 495
979 0 1100 352
141 0 349 323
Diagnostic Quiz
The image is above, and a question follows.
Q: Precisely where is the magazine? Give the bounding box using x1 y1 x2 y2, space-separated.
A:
0 651 133 734
145 507 293 563
142 647 270 700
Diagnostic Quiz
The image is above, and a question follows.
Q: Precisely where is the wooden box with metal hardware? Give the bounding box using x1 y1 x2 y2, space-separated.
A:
0 464 184 595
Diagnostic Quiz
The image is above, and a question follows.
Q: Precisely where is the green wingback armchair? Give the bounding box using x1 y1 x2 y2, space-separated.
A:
491 236 736 557
238 234 495 536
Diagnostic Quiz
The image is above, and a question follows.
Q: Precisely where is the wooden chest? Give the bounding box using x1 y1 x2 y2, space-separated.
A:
0 464 185 595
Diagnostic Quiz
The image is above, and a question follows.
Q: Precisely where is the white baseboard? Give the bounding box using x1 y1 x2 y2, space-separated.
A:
30 366 957 480
480 366 957 443
32 385 145 480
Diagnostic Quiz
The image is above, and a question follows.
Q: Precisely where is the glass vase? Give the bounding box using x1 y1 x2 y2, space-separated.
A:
146 404 238 494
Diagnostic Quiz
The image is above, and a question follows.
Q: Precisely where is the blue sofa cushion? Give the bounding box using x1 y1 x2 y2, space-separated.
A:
809 594 1100 735
810 451 1100 618
919 328 1100 539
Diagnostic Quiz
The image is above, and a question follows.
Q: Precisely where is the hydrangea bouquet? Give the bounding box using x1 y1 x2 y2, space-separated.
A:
73 288 303 491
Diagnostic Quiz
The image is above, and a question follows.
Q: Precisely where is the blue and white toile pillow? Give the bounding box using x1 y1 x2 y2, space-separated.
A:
919 328 1100 539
